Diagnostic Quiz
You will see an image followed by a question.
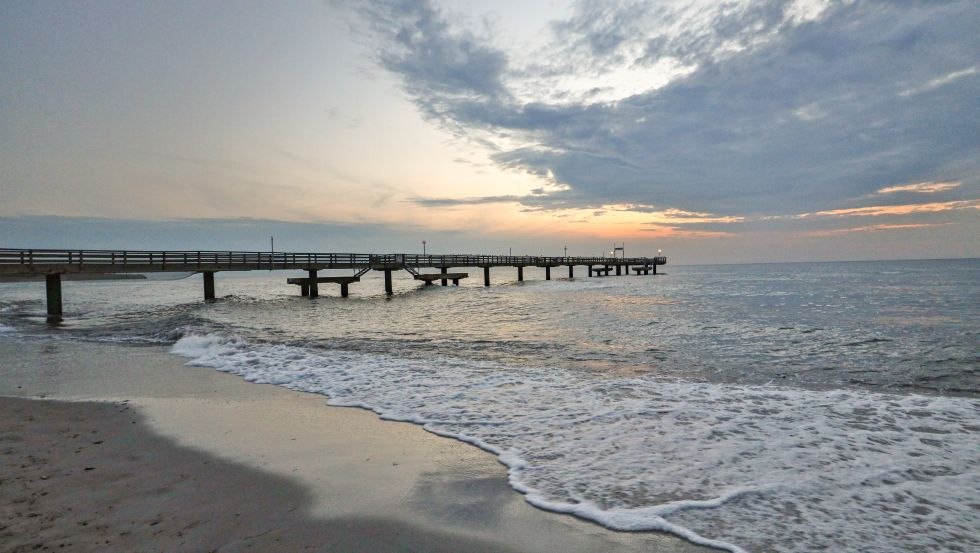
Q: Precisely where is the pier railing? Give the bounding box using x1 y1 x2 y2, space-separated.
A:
0 248 667 275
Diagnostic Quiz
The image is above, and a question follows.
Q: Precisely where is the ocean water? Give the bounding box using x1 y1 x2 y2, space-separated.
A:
1 258 977 552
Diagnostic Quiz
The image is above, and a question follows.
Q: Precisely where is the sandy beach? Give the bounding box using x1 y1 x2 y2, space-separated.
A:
0 337 711 552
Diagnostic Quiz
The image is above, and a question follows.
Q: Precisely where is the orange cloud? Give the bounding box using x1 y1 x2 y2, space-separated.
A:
639 224 733 238
812 199 980 218
657 208 745 223
876 181 961 194
807 223 948 237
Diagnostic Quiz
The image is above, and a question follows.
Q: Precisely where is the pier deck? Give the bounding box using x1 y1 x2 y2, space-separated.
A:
0 248 666 320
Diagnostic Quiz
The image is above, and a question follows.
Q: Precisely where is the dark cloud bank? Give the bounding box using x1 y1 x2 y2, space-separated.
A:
353 0 979 217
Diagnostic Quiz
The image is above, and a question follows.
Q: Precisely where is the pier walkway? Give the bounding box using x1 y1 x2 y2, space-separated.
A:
0 248 667 320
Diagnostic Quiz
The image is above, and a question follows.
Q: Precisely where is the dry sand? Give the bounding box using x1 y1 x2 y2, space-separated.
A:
0 337 713 552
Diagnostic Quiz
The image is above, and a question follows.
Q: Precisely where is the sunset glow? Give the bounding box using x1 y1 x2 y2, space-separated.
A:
1 1 977 263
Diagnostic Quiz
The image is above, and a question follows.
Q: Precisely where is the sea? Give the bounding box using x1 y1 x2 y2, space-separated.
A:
1 258 977 552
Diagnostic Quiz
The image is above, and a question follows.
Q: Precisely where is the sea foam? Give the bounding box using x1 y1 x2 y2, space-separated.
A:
171 332 980 552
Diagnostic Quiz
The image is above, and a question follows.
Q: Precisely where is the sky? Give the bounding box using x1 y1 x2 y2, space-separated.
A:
1 0 977 264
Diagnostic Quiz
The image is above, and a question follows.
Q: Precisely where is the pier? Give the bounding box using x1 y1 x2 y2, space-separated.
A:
0 249 667 321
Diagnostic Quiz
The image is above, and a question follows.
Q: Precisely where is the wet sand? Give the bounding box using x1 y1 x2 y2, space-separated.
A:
0 337 713 552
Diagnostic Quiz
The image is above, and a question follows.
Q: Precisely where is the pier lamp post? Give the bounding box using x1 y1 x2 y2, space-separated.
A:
422 240 426 255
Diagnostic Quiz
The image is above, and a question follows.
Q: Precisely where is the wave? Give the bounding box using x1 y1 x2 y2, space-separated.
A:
169 332 980 553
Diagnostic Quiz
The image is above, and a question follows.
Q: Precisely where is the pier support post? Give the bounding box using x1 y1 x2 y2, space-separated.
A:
340 282 349 297
568 265 574 279
588 265 593 277
624 264 629 275
45 273 63 321
517 266 524 282
203 271 215 300
440 267 448 286
616 265 622 276
384 269 393 296
452 278 460 286
483 266 490 287
545 266 551 280
300 283 309 297
652 264 657 275
308 270 318 298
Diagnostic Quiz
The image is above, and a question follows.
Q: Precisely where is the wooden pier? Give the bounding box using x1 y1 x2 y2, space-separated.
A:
0 248 667 321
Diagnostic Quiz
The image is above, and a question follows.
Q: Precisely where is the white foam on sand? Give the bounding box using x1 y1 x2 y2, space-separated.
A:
171 333 980 553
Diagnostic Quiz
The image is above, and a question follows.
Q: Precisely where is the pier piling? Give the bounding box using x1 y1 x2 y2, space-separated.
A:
483 266 490 287
384 269 393 295
440 267 448 286
545 266 551 280
203 271 215 300
517 266 524 282
568 265 574 279
45 273 62 321
308 270 319 298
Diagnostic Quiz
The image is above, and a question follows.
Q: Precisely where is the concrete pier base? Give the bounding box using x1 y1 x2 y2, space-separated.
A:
45 273 63 321
483 266 490 287
203 271 215 300
517 266 524 282
288 275 360 297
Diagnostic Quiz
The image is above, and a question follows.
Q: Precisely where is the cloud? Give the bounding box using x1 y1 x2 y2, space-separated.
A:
812 199 980 218
876 181 961 195
806 223 949 237
639 224 734 238
409 194 525 207
899 65 978 96
352 0 980 218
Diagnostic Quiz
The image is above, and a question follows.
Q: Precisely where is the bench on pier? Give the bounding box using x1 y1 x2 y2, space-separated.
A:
414 272 468 285
287 275 360 297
